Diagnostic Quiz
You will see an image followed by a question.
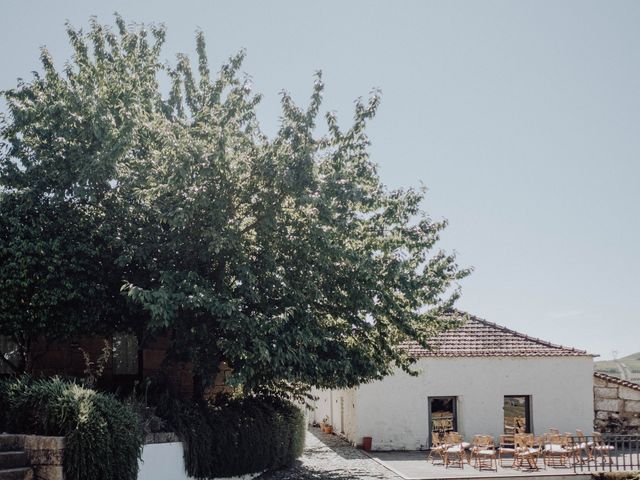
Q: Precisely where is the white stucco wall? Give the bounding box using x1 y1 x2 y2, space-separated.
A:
138 442 262 480
311 388 358 442
347 356 594 450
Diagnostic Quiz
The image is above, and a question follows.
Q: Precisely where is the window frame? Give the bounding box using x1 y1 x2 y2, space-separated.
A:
503 394 532 434
428 396 458 446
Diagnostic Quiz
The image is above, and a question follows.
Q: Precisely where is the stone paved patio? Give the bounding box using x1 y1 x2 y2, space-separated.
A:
260 428 597 480
259 427 401 480
370 450 591 480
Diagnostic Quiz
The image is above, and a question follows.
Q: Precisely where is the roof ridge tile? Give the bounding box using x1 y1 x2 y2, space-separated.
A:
594 371 640 391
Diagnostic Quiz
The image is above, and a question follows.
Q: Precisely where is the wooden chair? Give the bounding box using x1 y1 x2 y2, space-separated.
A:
564 432 581 465
543 433 571 467
591 432 614 465
444 432 466 468
514 433 540 471
470 435 497 471
498 434 515 467
427 431 447 464
575 429 594 464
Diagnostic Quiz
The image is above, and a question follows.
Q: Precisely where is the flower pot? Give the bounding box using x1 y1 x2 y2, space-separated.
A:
362 436 372 452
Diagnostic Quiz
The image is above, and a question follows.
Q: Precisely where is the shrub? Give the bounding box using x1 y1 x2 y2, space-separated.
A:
125 396 167 435
591 473 640 480
0 376 143 480
159 395 305 479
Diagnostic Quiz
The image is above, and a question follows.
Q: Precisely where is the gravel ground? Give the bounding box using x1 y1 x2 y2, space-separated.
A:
260 427 402 480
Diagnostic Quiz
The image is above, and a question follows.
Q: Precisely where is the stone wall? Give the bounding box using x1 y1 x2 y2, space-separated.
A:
594 373 640 434
1 434 66 480
5 433 260 480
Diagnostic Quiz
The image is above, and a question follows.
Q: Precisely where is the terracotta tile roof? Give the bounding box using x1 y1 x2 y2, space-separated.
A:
594 372 640 391
401 313 593 358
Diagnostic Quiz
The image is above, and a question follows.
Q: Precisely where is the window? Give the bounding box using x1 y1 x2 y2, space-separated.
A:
112 333 139 375
429 396 457 444
504 395 531 433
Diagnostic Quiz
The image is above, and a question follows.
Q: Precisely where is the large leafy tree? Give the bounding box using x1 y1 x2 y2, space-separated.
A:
0 16 470 394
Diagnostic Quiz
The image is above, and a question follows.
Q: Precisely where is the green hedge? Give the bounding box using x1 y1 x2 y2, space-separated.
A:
0 377 143 480
160 395 305 479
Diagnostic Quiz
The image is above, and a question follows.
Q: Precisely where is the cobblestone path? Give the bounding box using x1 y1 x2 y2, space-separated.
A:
260 427 401 480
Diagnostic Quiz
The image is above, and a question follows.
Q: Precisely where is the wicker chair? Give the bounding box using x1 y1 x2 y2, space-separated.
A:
575 429 594 463
564 431 582 465
470 435 497 471
427 431 447 464
498 434 515 467
543 433 571 467
444 432 467 468
591 432 614 465
514 433 541 471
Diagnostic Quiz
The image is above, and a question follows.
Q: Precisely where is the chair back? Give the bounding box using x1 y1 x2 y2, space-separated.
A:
514 433 532 450
499 434 514 448
592 432 605 447
447 432 463 444
472 435 493 447
545 433 564 446
563 433 574 447
533 435 544 449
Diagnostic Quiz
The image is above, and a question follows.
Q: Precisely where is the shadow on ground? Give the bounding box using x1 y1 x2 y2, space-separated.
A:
307 427 372 461
259 459 393 480
258 428 400 480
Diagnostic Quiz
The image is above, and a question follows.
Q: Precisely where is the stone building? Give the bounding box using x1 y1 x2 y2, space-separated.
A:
594 371 640 434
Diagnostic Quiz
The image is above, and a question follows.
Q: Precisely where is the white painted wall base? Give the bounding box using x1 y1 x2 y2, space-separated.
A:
138 442 263 480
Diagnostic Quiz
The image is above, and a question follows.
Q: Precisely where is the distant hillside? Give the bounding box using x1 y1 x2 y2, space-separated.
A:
595 352 640 383
621 352 640 362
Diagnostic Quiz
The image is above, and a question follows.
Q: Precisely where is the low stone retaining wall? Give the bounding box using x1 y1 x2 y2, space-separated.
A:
2 433 262 480
1 434 65 480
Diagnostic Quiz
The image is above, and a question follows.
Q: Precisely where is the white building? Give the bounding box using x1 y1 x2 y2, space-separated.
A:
312 314 595 450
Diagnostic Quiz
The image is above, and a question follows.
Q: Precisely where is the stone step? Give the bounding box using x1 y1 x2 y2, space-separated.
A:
0 452 28 470
0 468 33 480
0 437 23 453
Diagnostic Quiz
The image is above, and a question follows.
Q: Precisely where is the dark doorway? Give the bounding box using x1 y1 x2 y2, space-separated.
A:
504 395 531 433
428 396 457 445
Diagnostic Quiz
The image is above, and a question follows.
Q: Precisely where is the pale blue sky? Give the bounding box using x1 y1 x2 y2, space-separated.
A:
1 1 638 359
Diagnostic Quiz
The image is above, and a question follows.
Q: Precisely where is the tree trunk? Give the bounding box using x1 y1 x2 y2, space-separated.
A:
192 374 204 402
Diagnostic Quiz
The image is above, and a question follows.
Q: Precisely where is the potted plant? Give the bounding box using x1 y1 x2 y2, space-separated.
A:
320 416 333 434
319 415 327 429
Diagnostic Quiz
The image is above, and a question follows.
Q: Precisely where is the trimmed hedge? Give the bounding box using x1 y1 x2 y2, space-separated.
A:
0 376 143 480
160 395 305 479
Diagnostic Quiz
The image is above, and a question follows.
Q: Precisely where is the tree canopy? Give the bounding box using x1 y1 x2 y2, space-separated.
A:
0 16 470 395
